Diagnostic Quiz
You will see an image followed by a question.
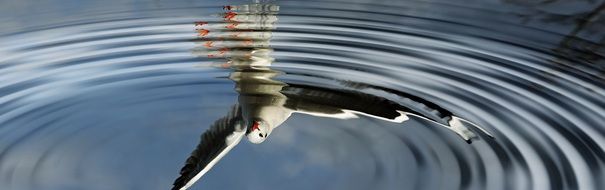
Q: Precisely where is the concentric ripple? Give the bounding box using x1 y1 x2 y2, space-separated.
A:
1 0 604 190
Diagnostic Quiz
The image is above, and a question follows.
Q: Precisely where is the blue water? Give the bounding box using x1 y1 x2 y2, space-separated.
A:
1 0 604 190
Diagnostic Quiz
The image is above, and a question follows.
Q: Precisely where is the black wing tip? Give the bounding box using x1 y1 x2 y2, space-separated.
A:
171 105 243 190
172 177 185 190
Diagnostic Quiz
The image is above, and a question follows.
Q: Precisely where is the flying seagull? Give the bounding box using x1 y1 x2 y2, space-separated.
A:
171 79 494 190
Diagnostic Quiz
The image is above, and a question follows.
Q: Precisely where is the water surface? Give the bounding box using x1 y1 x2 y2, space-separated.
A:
0 0 604 190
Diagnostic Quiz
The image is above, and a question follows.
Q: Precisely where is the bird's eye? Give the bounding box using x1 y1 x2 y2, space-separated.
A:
259 133 263 137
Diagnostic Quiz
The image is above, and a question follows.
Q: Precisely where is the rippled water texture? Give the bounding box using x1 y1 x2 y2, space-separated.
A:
1 0 605 190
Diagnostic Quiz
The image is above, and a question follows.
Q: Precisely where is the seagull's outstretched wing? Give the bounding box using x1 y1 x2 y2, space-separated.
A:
172 105 245 190
281 84 493 143
281 84 426 122
402 112 493 143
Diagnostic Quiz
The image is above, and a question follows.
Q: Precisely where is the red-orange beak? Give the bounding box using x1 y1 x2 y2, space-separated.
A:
250 121 260 131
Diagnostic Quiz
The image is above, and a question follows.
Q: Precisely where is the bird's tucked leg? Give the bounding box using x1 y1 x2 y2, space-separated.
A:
447 116 478 143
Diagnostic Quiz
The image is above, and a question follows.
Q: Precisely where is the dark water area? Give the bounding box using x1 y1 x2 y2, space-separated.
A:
1 0 604 190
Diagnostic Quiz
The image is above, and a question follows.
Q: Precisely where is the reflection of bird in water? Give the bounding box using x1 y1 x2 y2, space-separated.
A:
172 3 493 190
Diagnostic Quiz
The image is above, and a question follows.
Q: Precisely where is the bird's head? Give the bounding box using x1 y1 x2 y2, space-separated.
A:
246 119 271 144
